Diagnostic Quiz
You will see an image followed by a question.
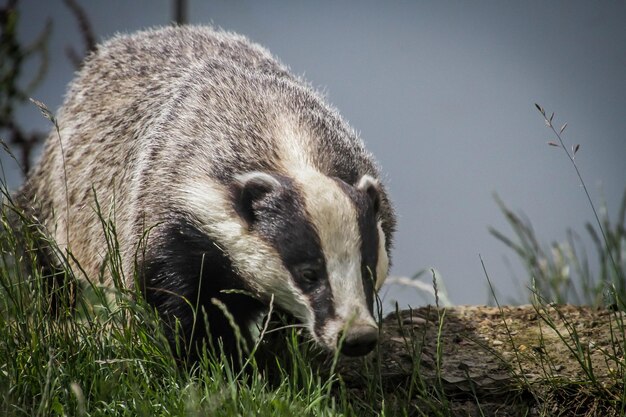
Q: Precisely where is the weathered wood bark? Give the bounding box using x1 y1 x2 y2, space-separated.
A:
335 305 625 416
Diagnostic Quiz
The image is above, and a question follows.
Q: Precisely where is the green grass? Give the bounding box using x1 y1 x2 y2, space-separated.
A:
0 180 435 417
490 105 625 308
483 105 626 415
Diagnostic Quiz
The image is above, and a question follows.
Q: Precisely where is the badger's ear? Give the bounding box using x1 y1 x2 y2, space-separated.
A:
356 174 381 213
233 171 282 226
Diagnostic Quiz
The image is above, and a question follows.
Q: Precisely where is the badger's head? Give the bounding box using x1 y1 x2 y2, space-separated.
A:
230 170 389 356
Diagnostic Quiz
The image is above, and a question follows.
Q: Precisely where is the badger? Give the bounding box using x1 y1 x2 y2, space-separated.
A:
17 25 396 362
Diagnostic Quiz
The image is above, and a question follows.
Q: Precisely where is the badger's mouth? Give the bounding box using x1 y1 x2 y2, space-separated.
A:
258 302 379 357
313 315 380 357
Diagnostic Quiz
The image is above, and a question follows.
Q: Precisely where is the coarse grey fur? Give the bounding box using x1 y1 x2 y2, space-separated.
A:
18 25 396 361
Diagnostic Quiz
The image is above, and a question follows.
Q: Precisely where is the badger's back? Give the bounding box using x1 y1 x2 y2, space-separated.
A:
21 26 284 276
20 26 396 360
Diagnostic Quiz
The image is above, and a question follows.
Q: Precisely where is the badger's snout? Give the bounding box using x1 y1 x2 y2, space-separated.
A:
338 323 379 357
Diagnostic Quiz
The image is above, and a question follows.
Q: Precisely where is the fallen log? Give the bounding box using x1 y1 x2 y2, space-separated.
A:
335 305 625 416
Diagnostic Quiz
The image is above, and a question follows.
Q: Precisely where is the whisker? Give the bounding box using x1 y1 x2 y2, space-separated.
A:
264 323 307 334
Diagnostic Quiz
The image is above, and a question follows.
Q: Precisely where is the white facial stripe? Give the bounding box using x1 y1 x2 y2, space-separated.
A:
179 180 312 323
272 115 313 171
294 171 373 325
375 221 389 290
272 117 380 347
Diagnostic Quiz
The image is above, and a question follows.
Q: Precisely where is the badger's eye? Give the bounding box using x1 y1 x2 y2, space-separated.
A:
300 267 318 282
297 260 323 283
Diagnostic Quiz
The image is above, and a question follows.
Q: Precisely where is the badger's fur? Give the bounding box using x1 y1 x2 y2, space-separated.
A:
18 26 396 361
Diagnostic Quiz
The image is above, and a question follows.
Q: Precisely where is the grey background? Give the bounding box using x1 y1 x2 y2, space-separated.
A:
4 1 626 309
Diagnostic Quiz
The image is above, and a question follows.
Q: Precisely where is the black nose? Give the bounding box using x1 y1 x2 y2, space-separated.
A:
338 325 379 357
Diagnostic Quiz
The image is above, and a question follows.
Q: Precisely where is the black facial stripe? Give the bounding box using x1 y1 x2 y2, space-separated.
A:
333 178 380 313
242 175 337 333
140 214 264 363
